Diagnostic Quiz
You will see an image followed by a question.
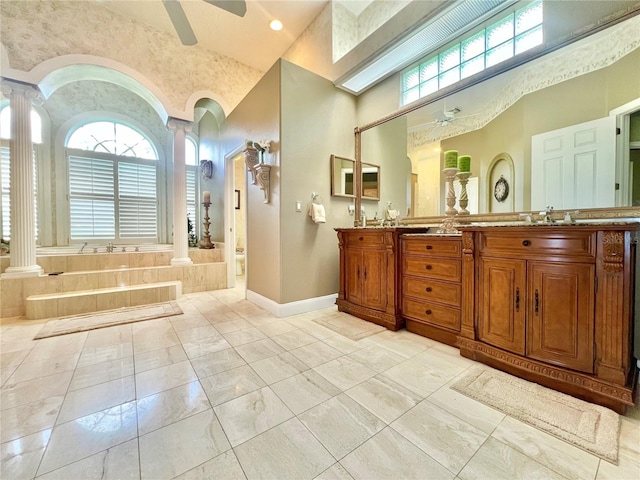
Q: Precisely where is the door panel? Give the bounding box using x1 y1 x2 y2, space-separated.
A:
346 249 362 305
362 249 386 311
527 262 595 373
479 258 526 355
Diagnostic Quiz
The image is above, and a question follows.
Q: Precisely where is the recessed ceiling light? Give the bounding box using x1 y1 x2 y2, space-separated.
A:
269 19 283 31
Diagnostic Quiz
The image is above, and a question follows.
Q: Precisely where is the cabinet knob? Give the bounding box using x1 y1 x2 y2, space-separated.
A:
426 245 433 250
425 309 432 315
359 237 364 241
425 265 432 270
425 287 432 292
522 240 531 247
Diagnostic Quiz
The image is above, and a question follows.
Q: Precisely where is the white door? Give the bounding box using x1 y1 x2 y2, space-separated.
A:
531 116 616 211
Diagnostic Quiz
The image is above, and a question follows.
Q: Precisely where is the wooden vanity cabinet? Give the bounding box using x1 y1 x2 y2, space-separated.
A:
401 235 462 346
336 227 427 330
458 224 638 413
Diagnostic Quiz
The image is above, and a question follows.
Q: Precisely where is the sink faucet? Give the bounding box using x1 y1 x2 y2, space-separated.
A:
539 206 554 224
77 241 88 254
106 242 114 253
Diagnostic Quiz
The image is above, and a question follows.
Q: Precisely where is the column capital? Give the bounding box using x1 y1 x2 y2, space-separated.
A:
167 118 193 133
1 79 42 104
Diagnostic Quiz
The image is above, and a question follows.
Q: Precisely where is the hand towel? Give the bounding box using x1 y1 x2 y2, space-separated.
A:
386 209 399 220
309 204 326 224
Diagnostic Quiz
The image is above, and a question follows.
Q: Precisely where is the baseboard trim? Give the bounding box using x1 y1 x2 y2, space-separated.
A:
246 290 338 318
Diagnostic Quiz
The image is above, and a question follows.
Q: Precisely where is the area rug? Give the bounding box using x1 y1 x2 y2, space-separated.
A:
34 302 183 339
313 314 385 341
451 367 619 463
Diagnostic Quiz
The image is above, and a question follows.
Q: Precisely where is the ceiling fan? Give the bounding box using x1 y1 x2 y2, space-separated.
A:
163 0 247 46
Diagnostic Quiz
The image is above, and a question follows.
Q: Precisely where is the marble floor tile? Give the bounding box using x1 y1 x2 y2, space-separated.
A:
181 336 232 359
314 357 376 391
169 314 212 332
256 320 298 337
22 333 87 363
139 409 230 480
250 352 308 384
347 344 406 373
596 416 640 479
322 335 371 355
234 417 335 480
391 400 488 474
190 347 246 379
426 381 505 434
83 325 133 349
222 327 267 347
133 344 187 374
458 437 565 480
77 342 133 368
7 352 79 384
37 402 138 476
1 429 51 480
299 393 386 460
131 318 173 337
1 396 63 443
340 427 455 480
200 365 266 407
1 371 73 410
315 462 355 480
380 357 452 397
135 360 198 398
175 324 221 344
300 323 338 341
36 438 139 480
271 370 341 415
234 338 285 363
366 330 433 358
57 375 136 424
133 330 181 354
69 355 134 391
345 375 422 424
290 341 343 368
491 416 600 480
174 450 246 480
244 313 281 328
137 380 211 436
271 329 318 351
213 318 253 334
213 386 294 446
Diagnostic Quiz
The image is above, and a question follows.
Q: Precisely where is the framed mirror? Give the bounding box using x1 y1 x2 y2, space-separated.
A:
362 163 380 200
330 154 355 198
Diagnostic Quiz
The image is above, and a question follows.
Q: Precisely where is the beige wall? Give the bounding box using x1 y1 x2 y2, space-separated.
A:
222 63 282 301
280 60 357 304
198 112 225 242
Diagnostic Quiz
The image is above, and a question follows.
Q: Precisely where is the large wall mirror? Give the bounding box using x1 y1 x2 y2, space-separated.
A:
361 163 380 200
355 10 640 223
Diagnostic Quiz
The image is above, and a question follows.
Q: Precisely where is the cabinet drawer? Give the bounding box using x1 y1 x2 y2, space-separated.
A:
402 277 461 307
479 231 596 260
346 232 386 247
402 298 460 331
403 257 461 281
402 237 461 258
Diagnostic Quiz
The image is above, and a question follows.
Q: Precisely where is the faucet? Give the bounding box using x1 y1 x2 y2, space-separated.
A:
539 206 554 224
360 206 367 227
106 242 114 253
77 241 88 254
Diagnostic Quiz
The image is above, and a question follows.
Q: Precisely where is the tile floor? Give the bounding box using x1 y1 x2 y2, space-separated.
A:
1 281 639 480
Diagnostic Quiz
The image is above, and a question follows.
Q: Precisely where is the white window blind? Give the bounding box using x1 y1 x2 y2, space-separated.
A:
118 162 157 238
1 144 38 242
186 168 197 235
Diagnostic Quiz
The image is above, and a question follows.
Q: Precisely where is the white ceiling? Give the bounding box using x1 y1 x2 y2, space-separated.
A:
96 0 329 71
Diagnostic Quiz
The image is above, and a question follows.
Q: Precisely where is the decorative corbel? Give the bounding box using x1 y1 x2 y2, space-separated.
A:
243 145 259 185
254 164 271 204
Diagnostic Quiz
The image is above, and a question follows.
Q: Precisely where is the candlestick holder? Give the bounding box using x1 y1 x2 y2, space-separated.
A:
198 201 214 249
456 171 471 216
437 167 460 234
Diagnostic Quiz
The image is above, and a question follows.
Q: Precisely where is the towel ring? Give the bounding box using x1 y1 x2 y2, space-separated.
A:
311 192 323 205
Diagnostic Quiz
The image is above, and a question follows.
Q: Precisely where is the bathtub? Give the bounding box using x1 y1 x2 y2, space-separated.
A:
36 244 175 255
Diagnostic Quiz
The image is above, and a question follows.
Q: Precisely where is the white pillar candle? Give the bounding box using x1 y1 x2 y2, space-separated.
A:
203 191 211 203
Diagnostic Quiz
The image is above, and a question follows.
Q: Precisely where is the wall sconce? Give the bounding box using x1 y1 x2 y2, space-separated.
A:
199 159 213 180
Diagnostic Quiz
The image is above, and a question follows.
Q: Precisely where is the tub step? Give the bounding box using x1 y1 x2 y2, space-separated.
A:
25 281 182 320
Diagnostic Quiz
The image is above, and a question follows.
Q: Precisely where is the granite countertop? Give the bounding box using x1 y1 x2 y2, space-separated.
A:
402 232 461 237
457 220 640 228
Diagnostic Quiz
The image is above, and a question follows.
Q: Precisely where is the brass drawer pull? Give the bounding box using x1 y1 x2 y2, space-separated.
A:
522 240 531 247
426 245 433 250
425 287 432 292
425 265 433 270
515 287 520 312
359 237 364 241
425 309 432 315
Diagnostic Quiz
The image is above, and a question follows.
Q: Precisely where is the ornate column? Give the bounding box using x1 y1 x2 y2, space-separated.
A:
1 81 43 278
168 119 193 266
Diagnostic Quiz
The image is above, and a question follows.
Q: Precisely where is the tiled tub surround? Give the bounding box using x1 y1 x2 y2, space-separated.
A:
1 284 638 480
0 248 226 319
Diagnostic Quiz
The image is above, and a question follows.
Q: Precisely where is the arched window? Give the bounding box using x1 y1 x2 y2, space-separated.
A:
0 105 42 241
185 136 199 240
66 120 159 241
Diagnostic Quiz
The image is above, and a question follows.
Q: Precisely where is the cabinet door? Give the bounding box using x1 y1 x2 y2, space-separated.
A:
527 262 595 373
346 249 363 305
362 248 387 311
479 258 526 355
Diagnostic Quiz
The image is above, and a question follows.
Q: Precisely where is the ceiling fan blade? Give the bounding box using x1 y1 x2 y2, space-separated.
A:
162 0 197 46
204 0 247 17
